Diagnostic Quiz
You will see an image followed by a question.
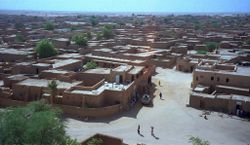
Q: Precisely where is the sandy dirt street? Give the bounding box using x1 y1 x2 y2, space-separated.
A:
66 68 250 145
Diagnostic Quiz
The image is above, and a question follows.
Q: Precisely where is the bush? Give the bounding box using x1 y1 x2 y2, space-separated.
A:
35 39 58 58
87 138 103 145
44 21 55 30
189 136 210 145
85 61 97 69
72 34 88 47
15 34 25 42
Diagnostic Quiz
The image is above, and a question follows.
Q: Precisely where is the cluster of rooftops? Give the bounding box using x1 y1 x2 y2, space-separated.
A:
0 13 249 118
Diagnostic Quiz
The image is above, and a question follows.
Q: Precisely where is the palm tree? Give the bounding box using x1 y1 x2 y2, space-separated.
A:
48 80 58 105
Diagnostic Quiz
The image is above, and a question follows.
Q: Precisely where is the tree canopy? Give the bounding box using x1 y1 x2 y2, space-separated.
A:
0 101 81 145
102 25 114 39
35 39 58 58
44 22 55 30
48 80 58 104
90 16 98 26
71 34 88 47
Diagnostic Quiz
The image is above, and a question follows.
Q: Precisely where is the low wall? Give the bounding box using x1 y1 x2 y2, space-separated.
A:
190 93 229 112
215 86 250 96
189 93 250 114
57 104 122 118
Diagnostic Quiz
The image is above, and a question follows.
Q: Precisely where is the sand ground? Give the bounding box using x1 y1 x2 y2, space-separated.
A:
66 68 250 145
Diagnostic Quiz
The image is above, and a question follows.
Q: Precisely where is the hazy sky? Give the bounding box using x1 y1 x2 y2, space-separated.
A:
1 0 250 13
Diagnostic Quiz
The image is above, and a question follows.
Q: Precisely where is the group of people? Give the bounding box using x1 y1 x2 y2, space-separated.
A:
158 81 163 100
137 125 155 137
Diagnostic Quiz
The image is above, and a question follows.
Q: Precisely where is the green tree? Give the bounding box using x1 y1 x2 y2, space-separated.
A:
205 42 218 51
35 39 58 58
90 16 98 26
72 34 88 47
87 138 103 145
85 60 97 69
189 136 210 145
86 32 92 40
0 101 81 145
96 32 103 40
48 80 58 105
44 22 55 30
65 136 81 145
102 25 114 39
15 34 25 42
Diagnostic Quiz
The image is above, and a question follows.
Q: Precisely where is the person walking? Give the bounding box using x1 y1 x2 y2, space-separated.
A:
204 115 208 120
151 126 154 136
159 92 162 99
137 125 141 134
158 80 161 86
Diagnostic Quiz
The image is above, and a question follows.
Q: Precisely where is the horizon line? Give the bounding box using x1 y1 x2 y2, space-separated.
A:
0 9 250 14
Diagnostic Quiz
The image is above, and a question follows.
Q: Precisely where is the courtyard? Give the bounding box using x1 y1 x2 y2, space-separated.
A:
66 67 250 145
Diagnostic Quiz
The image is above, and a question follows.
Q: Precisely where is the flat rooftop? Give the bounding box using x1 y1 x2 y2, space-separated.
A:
17 79 81 89
32 63 51 67
85 53 145 64
0 48 33 55
196 66 250 77
123 50 162 57
113 65 132 72
56 53 83 59
7 74 29 81
128 66 144 74
52 59 81 68
41 69 70 74
70 82 132 95
94 48 113 53
53 38 69 42
84 68 110 74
